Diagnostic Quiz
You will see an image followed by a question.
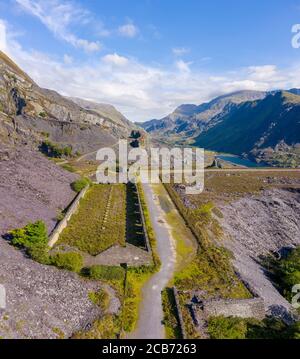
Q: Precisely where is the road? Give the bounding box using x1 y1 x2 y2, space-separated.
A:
128 181 197 339
127 182 177 339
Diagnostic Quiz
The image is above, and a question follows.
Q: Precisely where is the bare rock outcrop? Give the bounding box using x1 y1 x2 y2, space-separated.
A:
220 188 300 317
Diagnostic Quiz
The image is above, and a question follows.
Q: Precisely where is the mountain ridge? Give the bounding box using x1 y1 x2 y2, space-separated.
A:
0 51 135 154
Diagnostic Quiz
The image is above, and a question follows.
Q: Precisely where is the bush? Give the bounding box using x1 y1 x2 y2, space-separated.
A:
10 220 48 249
50 252 83 272
70 178 90 193
27 242 50 264
266 247 300 301
89 265 125 281
39 140 73 158
9 221 50 264
208 316 247 339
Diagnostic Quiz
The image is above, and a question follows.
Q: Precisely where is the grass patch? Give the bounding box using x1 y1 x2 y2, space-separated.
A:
262 247 300 304
88 289 110 312
73 314 121 339
207 316 300 339
136 182 161 268
70 177 90 193
50 252 83 273
88 265 125 281
162 288 182 339
122 266 155 333
57 184 126 255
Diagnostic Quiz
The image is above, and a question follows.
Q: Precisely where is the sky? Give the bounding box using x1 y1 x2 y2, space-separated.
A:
1 0 300 121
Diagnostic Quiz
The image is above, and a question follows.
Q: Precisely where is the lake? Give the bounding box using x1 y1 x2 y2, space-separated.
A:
216 155 269 168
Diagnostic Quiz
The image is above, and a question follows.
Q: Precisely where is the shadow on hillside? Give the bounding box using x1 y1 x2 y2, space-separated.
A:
126 182 147 249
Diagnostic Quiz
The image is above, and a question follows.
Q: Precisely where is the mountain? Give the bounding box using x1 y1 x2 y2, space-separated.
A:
0 51 134 154
195 91 300 166
68 97 133 130
139 90 266 143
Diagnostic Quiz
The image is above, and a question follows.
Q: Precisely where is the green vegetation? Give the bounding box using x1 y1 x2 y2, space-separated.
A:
89 265 125 281
177 292 201 339
130 130 141 139
9 221 84 271
136 182 161 268
10 220 48 249
70 177 90 193
162 288 182 339
122 266 155 333
39 112 47 118
50 252 83 273
9 220 50 264
208 316 300 339
57 185 126 255
89 289 110 312
195 92 300 162
264 247 300 303
164 183 250 299
39 140 73 158
73 314 120 339
208 316 248 339
61 163 76 173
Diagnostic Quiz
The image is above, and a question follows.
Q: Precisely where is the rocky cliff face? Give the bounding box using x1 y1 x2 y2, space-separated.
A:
0 51 134 153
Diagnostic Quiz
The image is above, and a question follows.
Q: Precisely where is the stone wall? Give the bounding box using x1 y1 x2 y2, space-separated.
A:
48 186 89 247
202 298 265 320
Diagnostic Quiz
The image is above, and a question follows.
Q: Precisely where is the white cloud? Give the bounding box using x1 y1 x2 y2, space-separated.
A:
102 53 129 66
0 19 7 51
118 23 139 38
3 22 300 122
248 65 278 80
176 60 192 73
63 54 73 64
15 0 101 52
172 47 190 56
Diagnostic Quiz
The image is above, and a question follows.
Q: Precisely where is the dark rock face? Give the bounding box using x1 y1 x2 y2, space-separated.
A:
0 50 135 154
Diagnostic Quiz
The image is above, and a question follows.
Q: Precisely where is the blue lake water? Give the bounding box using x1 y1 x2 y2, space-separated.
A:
216 155 269 168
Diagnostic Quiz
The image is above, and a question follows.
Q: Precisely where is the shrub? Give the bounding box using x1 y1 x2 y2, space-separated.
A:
88 289 110 312
50 252 83 272
39 140 73 158
9 221 50 264
208 316 247 339
70 178 90 193
10 220 48 249
27 242 50 264
39 112 47 118
89 265 125 281
267 247 300 301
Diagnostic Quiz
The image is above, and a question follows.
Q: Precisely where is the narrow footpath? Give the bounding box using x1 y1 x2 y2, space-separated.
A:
128 181 197 339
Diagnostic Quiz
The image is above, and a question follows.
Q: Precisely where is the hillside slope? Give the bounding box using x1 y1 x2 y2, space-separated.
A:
195 92 300 165
139 90 266 143
0 51 134 154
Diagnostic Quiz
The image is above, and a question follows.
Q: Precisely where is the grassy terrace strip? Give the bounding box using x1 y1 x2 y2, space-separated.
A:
136 182 161 269
56 184 126 255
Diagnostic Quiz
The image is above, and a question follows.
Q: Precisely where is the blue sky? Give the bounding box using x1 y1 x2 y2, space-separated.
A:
1 0 300 121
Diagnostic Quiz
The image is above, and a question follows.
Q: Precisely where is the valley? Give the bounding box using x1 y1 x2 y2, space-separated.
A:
0 50 300 340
